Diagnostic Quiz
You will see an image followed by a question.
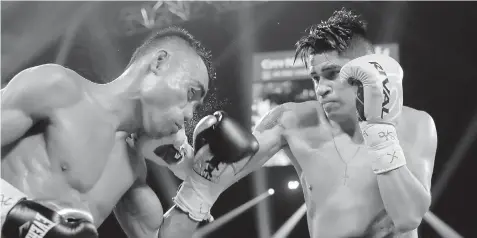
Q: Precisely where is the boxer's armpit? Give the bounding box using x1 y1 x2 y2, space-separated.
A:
254 105 288 133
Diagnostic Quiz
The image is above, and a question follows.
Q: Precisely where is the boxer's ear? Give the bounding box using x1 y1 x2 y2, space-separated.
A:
150 50 169 74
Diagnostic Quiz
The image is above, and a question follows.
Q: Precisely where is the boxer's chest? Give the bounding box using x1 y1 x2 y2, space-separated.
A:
45 100 119 191
84 138 145 225
284 128 382 208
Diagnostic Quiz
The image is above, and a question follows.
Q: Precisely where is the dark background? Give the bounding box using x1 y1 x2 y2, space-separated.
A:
2 1 476 237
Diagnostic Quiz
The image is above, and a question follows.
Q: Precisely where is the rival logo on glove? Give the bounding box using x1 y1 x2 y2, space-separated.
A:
22 213 57 238
368 61 391 119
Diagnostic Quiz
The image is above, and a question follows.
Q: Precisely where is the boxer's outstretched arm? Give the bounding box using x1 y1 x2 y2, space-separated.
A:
1 64 79 146
377 112 437 232
232 105 290 181
114 178 164 238
158 106 290 237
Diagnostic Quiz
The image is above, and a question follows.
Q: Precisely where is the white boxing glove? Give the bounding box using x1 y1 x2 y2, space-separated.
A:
173 112 259 222
340 54 406 174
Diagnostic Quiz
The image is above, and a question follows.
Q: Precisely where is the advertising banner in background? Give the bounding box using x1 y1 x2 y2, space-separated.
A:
251 43 399 166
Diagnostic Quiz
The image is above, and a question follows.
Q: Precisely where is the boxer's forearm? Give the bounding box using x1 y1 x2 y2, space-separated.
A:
158 206 199 238
232 129 285 182
376 165 431 232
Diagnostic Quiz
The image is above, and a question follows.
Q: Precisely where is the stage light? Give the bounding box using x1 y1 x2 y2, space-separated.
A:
268 188 275 195
287 180 299 190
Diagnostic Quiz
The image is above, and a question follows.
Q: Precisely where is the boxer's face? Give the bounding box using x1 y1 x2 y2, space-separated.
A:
139 45 209 138
308 51 356 122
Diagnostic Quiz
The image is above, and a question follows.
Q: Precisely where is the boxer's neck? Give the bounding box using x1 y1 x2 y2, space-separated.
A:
331 118 364 144
87 73 143 134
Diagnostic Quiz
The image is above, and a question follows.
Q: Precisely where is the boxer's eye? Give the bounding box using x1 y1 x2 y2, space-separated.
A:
187 88 197 101
322 70 339 80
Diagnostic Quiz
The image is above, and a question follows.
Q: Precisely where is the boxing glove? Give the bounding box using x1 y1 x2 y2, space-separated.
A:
173 111 259 222
340 54 406 174
1 180 97 238
193 111 259 164
2 200 98 238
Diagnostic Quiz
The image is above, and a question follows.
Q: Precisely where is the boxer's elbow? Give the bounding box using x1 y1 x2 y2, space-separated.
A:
394 197 429 233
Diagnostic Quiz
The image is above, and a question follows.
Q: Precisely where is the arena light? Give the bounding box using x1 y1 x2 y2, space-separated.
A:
287 180 299 190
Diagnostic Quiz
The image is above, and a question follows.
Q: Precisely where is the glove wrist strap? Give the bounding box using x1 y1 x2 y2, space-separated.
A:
173 181 214 222
361 123 406 174
1 179 27 227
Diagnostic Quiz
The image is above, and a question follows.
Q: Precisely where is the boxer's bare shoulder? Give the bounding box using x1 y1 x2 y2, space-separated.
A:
255 101 320 132
1 64 85 147
239 103 297 175
3 64 82 110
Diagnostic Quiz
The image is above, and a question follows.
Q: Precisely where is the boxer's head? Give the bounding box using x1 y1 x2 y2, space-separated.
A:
295 8 373 123
125 27 215 138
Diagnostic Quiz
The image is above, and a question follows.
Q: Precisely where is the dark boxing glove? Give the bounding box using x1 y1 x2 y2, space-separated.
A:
193 111 259 164
173 111 259 222
2 199 98 238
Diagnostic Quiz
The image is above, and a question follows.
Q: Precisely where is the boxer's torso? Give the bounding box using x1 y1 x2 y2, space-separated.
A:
1 69 144 226
282 101 419 238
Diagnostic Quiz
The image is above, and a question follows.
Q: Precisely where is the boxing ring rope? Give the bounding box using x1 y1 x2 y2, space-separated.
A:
431 110 477 205
193 189 275 238
271 203 307 238
423 212 463 238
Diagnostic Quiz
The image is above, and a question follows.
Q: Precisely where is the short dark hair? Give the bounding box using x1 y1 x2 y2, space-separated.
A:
295 8 369 67
128 26 216 82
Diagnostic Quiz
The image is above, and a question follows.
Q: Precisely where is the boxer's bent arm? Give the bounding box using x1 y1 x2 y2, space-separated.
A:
114 179 164 238
1 64 80 146
376 112 437 232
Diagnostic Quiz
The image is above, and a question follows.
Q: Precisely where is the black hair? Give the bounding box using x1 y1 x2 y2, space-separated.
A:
128 26 216 82
294 8 369 68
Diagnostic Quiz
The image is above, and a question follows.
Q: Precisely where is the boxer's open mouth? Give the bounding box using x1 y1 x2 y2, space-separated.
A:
153 145 183 165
